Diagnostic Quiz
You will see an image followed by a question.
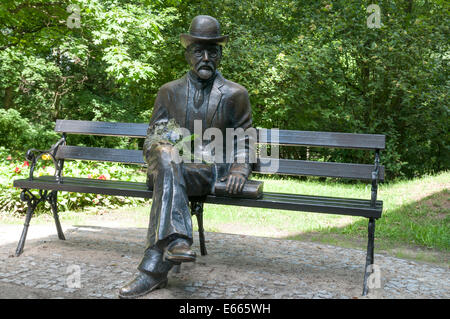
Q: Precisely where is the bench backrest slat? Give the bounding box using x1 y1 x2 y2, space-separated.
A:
257 129 385 150
56 146 145 165
55 120 148 138
56 146 384 181
55 120 386 150
256 158 384 181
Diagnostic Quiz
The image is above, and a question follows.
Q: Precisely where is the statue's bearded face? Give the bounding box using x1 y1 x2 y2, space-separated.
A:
185 43 221 80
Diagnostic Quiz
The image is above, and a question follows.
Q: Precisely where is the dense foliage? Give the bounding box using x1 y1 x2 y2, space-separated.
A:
0 0 448 179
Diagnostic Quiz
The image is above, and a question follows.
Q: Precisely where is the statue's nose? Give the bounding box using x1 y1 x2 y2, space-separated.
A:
202 50 209 61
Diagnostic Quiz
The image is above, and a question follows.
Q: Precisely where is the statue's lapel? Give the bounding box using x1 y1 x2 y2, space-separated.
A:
206 72 224 127
178 74 188 127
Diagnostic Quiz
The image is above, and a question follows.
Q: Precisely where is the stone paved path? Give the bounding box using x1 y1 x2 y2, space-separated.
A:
0 224 448 299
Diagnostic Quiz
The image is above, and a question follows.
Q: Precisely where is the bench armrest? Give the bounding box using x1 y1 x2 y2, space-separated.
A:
25 137 66 182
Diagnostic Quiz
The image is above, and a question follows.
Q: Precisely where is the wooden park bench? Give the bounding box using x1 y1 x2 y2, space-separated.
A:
13 119 385 295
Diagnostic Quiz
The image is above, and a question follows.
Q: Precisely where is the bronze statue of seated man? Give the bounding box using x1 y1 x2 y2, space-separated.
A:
119 15 254 299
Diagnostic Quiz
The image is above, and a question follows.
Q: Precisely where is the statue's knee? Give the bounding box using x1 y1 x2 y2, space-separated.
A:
152 144 174 155
150 144 179 169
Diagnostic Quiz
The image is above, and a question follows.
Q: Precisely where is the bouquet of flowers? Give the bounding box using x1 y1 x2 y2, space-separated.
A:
144 119 185 147
143 119 200 162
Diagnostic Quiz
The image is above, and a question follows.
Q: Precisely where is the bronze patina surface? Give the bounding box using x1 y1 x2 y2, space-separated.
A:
119 15 254 299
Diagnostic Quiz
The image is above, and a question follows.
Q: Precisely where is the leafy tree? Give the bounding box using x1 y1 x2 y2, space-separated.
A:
0 0 448 178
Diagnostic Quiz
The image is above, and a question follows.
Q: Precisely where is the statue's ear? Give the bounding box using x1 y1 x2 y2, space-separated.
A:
184 44 193 64
184 48 194 68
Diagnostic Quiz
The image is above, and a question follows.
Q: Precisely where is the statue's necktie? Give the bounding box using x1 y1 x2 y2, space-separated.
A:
194 87 204 109
191 71 215 109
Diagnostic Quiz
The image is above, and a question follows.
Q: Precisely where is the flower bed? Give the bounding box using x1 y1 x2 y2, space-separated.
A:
0 147 147 216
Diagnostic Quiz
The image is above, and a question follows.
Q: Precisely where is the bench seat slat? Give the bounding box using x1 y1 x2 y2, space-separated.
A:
55 120 386 150
22 175 378 206
56 146 385 181
13 176 382 218
211 194 382 218
17 175 378 208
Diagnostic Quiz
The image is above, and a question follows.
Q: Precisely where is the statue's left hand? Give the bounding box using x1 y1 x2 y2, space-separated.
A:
220 172 247 194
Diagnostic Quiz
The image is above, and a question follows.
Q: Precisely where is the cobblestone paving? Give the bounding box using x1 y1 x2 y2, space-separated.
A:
0 224 448 299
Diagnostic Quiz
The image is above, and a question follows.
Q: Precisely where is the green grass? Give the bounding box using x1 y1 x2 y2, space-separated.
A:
2 171 448 264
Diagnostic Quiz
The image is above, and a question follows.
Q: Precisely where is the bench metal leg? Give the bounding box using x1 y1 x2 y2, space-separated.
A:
15 190 41 256
362 217 376 296
49 191 65 240
15 189 64 256
172 264 181 273
191 201 207 256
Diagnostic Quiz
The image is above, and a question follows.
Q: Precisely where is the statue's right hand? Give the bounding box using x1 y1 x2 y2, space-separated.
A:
220 172 247 195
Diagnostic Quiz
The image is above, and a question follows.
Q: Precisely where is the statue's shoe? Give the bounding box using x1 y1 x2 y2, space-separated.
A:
165 242 196 263
118 272 168 299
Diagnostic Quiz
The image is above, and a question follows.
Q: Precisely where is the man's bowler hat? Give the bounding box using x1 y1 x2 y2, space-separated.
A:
180 15 228 48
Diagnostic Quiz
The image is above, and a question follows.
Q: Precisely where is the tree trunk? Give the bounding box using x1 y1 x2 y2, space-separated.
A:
3 86 14 109
407 0 413 13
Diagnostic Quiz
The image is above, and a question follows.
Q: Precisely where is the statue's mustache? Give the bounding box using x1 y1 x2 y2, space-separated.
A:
197 62 214 70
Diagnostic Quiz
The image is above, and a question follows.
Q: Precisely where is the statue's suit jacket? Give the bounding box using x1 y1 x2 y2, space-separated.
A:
144 71 253 180
138 72 254 274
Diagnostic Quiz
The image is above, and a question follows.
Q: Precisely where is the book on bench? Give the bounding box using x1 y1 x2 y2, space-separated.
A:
213 179 264 199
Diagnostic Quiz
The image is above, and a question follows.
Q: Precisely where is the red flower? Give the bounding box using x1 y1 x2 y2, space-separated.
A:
6 155 12 161
98 174 107 180
14 167 21 174
22 161 29 167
